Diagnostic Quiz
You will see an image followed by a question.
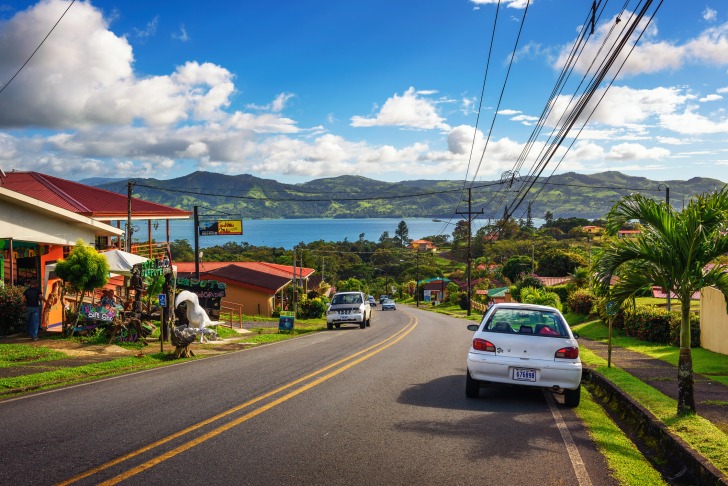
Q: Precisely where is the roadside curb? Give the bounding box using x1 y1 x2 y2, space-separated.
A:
584 369 728 485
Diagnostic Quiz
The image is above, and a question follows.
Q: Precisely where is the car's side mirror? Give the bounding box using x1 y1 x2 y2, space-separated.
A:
467 324 479 332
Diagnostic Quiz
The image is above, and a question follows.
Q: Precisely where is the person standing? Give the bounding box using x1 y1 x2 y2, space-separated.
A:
24 280 45 340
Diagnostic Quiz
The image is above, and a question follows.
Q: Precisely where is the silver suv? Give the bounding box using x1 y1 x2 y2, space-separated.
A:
326 291 372 330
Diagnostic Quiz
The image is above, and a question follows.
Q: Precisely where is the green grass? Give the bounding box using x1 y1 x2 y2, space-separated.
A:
572 319 728 387
574 387 667 485
419 302 483 321
0 344 68 368
635 296 700 310
0 353 180 397
208 325 241 339
244 322 327 340
580 348 728 475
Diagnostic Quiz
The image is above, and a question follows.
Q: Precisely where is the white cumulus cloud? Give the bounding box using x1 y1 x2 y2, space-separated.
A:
350 87 451 131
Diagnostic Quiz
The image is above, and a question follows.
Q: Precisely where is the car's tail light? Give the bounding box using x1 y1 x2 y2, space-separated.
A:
555 347 579 359
473 338 495 352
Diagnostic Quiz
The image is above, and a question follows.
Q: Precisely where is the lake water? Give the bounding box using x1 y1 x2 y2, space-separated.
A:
142 218 548 250
140 218 542 250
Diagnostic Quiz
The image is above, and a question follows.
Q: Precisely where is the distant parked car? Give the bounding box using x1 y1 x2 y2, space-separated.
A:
326 291 371 330
379 294 388 304
368 295 377 307
465 303 582 407
381 299 396 311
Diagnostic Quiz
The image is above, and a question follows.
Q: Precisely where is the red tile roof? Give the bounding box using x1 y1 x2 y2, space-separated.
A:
0 171 190 219
651 286 701 300
535 276 572 286
203 265 292 293
174 261 315 278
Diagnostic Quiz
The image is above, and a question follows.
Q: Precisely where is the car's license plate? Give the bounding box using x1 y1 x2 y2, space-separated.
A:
513 368 537 382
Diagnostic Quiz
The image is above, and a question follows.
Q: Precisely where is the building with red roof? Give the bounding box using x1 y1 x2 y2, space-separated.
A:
175 262 316 317
1 171 191 326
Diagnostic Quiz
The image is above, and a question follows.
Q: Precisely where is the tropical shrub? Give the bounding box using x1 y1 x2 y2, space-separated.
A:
457 292 470 310
502 255 533 283
536 249 588 277
568 288 596 315
621 305 700 347
520 287 562 311
55 240 110 309
511 274 543 301
0 285 25 335
548 284 570 308
297 297 327 319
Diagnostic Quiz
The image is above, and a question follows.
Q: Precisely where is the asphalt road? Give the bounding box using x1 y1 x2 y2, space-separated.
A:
0 306 616 485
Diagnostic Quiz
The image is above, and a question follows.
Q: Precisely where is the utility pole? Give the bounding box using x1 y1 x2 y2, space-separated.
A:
416 250 420 308
457 187 484 316
292 247 297 315
126 180 135 252
194 206 200 279
664 185 671 311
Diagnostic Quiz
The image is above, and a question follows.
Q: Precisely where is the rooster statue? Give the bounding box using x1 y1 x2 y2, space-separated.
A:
174 290 221 343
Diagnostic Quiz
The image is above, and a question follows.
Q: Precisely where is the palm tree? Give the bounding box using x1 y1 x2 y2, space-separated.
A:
592 188 728 416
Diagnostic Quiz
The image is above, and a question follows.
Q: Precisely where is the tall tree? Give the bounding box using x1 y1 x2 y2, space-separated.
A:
394 221 410 248
593 189 728 415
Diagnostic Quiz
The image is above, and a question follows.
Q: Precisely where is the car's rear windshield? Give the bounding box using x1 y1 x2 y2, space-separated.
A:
331 294 362 305
483 308 568 337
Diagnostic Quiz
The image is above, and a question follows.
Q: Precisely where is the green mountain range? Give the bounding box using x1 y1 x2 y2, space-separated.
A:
92 171 725 220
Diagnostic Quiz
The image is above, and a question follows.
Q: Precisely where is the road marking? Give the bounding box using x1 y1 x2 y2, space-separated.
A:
58 315 417 486
544 390 593 486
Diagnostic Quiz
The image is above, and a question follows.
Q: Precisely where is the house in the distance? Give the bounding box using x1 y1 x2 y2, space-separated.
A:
409 239 437 252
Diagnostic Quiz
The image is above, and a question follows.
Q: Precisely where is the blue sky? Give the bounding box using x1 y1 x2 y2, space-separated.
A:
0 0 727 184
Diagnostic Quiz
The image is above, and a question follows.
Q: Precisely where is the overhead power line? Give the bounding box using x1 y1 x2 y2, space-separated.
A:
0 0 76 96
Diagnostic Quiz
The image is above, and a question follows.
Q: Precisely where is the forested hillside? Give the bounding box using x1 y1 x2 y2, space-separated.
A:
91 171 724 220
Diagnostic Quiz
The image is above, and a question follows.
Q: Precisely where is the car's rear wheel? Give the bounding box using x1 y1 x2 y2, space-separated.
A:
465 370 480 398
564 384 581 407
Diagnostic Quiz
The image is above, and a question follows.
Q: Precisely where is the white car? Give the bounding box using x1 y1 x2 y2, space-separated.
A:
381 299 396 310
465 303 582 407
326 291 371 329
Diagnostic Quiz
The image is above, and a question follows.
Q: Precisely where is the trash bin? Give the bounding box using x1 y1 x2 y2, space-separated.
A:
278 312 294 331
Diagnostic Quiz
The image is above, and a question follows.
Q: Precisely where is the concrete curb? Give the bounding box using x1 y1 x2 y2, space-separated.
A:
584 369 728 485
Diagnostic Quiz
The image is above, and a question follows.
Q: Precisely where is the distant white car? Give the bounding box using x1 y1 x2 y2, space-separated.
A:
381 299 396 310
465 303 582 407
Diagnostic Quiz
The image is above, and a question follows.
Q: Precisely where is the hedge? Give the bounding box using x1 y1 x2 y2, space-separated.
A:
0 285 26 335
567 288 596 315
596 302 700 347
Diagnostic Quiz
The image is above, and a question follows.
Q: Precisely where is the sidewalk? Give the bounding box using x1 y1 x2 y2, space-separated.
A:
579 337 728 434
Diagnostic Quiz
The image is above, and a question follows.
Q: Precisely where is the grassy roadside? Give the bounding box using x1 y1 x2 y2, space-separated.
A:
568 317 728 476
0 319 327 398
579 347 728 476
570 317 728 387
573 388 667 485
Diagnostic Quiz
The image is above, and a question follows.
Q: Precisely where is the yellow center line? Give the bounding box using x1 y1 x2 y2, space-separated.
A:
58 314 417 486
